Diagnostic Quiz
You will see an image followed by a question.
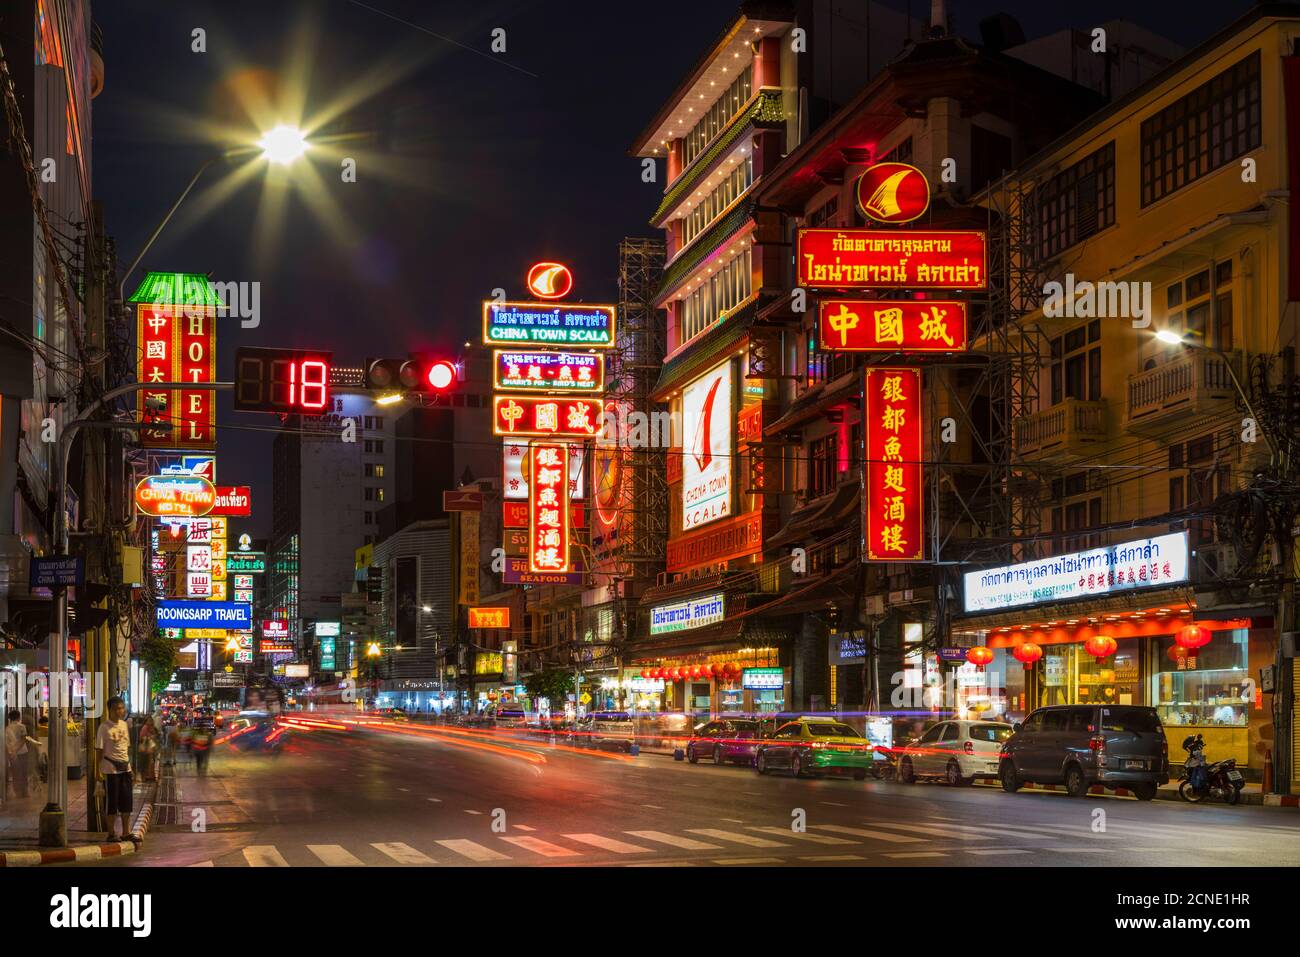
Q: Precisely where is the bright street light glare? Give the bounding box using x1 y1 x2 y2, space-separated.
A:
1154 329 1185 345
258 124 309 165
375 393 404 405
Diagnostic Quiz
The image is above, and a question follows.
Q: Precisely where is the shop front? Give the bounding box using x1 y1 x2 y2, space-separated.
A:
955 532 1274 775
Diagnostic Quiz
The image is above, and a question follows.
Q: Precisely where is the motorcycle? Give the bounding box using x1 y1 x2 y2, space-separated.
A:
1177 733 1244 805
868 744 897 781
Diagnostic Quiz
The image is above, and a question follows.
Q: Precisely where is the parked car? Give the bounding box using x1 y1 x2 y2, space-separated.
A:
687 718 763 766
372 708 409 723
491 710 529 729
577 711 636 752
897 719 1014 786
754 717 874 780
998 704 1168 800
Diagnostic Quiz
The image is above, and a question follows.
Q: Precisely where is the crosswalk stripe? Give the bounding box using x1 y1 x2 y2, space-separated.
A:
749 826 856 845
866 822 995 842
687 828 788 848
811 825 924 843
628 861 698 867
437 838 510 862
501 835 582 858
1049 847 1113 853
885 851 947 859
243 845 289 867
308 844 365 866
966 848 1031 856
514 825 536 832
908 820 1067 840
714 857 782 865
626 830 722 850
189 860 214 867
801 854 865 861
925 817 1072 837
372 842 435 865
563 833 653 854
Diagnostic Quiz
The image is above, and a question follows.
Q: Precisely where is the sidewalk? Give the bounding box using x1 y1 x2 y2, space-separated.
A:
0 768 159 866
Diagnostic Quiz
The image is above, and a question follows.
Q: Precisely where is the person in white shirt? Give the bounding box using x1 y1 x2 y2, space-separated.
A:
4 710 28 798
94 697 137 845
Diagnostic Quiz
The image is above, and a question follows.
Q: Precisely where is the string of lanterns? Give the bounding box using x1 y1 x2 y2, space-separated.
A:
640 663 743 681
968 624 1213 667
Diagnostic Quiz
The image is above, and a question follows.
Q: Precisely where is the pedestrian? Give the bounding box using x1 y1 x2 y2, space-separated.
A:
94 696 138 846
137 717 159 783
191 724 212 776
4 709 28 798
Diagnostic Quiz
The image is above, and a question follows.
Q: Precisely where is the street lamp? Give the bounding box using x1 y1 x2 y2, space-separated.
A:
257 124 309 165
1152 329 1277 460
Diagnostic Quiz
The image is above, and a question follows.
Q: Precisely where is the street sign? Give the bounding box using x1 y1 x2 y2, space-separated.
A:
155 600 252 629
29 556 84 588
442 490 484 512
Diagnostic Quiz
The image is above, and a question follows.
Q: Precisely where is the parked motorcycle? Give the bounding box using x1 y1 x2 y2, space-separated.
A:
1177 733 1244 805
868 745 897 781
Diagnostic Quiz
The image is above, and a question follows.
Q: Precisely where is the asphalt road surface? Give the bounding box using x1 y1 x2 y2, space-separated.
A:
80 722 1300 868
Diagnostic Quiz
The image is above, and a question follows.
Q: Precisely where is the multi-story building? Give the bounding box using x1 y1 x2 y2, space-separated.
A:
951 3 1300 786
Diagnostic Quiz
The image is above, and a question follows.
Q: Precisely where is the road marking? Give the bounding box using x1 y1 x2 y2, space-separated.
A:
629 861 697 867
966 848 1031 856
812 825 924 843
309 844 366 867
625 830 722 850
749 826 856 845
500 836 582 858
563 833 653 854
885 851 947 859
464 810 483 815
721 818 746 824
427 797 442 803
928 817 1080 838
867 822 996 841
189 860 214 867
243 845 289 867
820 801 848 807
1049 847 1112 853
641 804 664 809
436 839 510 862
801 854 865 861
397 787 410 792
687 828 787 848
372 842 435 865
514 824 536 832
714 857 782 865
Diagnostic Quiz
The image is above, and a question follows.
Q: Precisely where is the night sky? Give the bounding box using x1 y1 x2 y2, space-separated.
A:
91 0 1255 534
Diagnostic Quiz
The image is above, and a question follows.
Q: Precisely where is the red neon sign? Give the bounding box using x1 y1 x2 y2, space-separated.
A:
818 299 969 352
528 444 571 574
493 396 602 437
796 228 987 290
526 262 574 300
864 367 924 562
855 162 931 224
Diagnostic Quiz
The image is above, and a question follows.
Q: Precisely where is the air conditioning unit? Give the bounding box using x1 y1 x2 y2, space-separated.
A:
1195 543 1238 582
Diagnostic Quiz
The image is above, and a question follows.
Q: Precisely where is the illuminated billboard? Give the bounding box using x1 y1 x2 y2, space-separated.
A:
796 228 987 290
503 438 585 500
528 444 571 574
134 475 216 517
493 350 604 392
864 367 924 562
818 299 968 352
483 301 616 348
681 361 734 531
493 396 602 438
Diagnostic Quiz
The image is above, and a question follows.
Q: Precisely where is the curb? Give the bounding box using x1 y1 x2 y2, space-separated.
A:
973 780 1295 808
0 780 159 868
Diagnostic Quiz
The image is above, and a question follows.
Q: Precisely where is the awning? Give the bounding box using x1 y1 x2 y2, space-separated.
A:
764 377 860 436
766 480 859 550
951 587 1190 632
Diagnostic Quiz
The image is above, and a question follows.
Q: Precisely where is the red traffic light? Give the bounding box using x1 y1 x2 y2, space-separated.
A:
427 360 456 390
366 356 459 394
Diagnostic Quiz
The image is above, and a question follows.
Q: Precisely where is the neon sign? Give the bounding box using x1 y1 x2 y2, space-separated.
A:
528 444 571 574
864 367 924 562
494 350 604 392
855 162 931 224
818 299 969 352
525 262 574 300
493 396 602 437
797 228 987 290
134 475 216 517
483 302 616 348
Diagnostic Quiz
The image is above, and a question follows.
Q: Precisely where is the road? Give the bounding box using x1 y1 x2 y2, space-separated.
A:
82 722 1300 868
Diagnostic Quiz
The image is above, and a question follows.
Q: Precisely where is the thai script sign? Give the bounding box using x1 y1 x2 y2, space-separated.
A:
649 593 726 635
797 228 986 290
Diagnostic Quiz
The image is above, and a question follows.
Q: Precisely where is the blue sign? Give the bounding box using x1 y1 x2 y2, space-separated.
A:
30 557 84 587
938 647 972 662
156 600 251 629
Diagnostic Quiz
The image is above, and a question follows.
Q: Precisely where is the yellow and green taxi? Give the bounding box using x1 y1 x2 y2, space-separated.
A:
755 717 874 780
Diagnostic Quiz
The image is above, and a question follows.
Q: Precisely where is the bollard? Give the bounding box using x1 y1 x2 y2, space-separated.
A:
673 747 685 761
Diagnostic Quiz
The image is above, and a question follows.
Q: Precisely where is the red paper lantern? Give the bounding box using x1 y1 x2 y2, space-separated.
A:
1176 625 1211 650
1012 642 1043 666
965 646 994 668
640 669 650 680
1084 634 1118 659
670 668 681 680
710 663 723 677
1167 644 1196 665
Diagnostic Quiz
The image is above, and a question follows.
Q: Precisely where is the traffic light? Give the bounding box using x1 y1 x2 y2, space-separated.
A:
365 355 459 394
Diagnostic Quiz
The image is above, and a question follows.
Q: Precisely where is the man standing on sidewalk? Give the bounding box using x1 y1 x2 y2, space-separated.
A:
93 697 138 846
4 710 28 798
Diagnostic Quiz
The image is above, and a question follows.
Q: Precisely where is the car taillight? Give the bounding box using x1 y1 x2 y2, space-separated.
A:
963 741 974 755
1089 735 1105 752
811 741 827 749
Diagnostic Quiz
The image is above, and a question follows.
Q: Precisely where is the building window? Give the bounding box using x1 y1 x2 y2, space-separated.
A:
1152 630 1249 727
1049 471 1102 554
805 332 855 390
364 487 374 501
807 434 838 500
681 155 753 247
1140 51 1260 207
364 511 375 525
466 394 480 408
374 416 383 429
681 65 753 168
1035 142 1115 260
364 463 374 477
373 440 384 454
1161 261 1234 352
363 439 372 453
808 195 839 228
375 487 385 503
880 137 912 163
1169 433 1231 546
1049 320 1101 405
364 534 374 545
373 464 385 478
679 246 752 343
363 416 374 429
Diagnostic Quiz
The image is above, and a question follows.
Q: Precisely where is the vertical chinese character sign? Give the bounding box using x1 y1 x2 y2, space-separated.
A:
528 444 570 574
130 272 219 449
865 367 924 561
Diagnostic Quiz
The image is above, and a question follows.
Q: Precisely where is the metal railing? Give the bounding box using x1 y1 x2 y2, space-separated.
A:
1127 351 1237 421
1015 398 1107 454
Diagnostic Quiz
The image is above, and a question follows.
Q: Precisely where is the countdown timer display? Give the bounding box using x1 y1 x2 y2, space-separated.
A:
234 347 332 413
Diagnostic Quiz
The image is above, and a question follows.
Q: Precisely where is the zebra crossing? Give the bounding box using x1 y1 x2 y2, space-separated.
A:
184 813 1295 867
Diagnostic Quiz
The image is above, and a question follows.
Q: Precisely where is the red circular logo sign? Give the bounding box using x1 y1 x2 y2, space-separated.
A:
855 162 931 224
526 262 573 300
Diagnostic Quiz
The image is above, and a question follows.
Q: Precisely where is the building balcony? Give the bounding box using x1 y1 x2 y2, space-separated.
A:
1125 351 1240 437
1015 398 1108 462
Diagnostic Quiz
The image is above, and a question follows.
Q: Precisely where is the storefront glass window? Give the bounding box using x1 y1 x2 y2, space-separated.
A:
1151 629 1249 727
1039 639 1140 708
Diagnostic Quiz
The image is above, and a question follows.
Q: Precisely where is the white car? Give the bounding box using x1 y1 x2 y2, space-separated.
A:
898 719 1014 786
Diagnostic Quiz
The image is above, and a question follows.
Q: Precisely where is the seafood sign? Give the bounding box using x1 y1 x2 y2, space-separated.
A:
797 228 987 290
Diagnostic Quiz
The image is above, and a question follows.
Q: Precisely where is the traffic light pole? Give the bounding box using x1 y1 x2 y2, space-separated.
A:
40 380 232 848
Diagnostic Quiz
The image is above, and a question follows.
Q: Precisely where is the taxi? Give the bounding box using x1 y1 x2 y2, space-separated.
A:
754 716 874 780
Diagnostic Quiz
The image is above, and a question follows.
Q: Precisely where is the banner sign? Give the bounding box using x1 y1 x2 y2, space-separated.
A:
30 556 84 588
503 502 584 529
649 593 725 636
528 444 571 574
493 395 602 437
459 510 480 606
210 486 252 516
504 439 585 500
665 511 763 572
494 350 604 392
742 667 784 690
962 531 1190 614
502 558 583 586
818 299 969 352
155 600 251 629
864 367 924 562
829 631 868 666
483 301 616 348
796 228 987 290
681 360 734 531
135 294 218 448
134 475 216 517
469 607 510 629
259 642 295 656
